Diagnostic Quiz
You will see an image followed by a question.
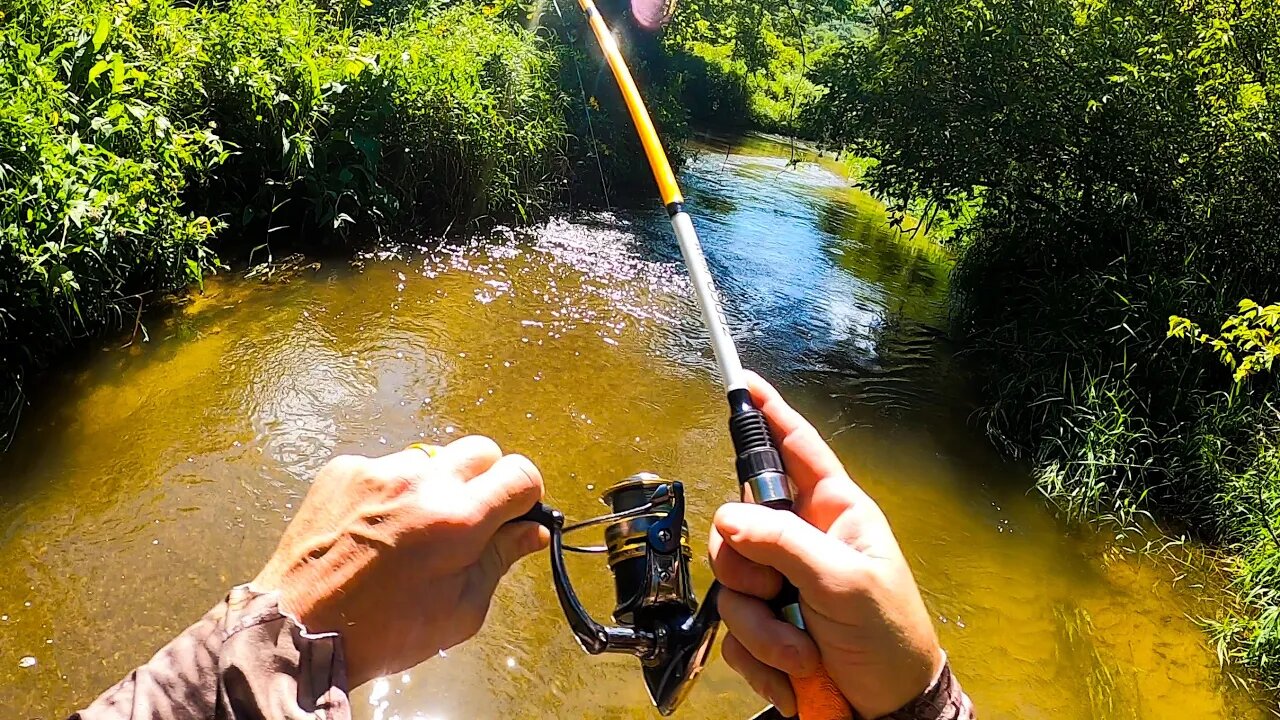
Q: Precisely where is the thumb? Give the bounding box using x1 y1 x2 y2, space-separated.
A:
713 503 855 595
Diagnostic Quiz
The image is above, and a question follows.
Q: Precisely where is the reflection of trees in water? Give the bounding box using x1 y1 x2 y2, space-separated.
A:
1053 603 1141 719
622 148 961 422
799 303 957 423
688 185 739 217
813 193 950 318
763 194 961 422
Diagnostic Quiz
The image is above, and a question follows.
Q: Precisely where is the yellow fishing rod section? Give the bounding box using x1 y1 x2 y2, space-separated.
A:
575 0 683 209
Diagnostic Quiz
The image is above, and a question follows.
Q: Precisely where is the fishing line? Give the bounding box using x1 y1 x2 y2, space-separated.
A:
552 0 612 208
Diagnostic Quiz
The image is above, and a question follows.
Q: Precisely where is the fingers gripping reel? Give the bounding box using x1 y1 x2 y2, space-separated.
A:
515 473 720 715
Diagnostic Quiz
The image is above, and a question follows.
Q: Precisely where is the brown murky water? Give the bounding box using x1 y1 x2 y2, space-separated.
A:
0 136 1271 719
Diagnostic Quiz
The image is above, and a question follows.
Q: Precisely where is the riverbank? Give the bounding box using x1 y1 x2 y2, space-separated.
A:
803 0 1280 694
0 0 577 444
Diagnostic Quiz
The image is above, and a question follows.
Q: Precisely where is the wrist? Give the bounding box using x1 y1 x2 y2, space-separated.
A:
869 647 949 720
876 655 972 720
858 643 945 719
251 563 327 632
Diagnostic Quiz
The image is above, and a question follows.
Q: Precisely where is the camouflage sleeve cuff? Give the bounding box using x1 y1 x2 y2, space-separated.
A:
70 585 350 720
880 661 975 720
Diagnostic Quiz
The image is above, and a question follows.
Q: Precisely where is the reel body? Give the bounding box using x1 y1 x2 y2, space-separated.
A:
517 473 719 715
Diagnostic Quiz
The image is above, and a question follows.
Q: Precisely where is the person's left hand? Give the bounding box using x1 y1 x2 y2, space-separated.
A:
252 436 547 687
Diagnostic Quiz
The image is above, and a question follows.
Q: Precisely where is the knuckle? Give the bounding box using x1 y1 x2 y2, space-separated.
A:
448 503 488 531
504 454 543 494
459 434 502 459
359 463 409 497
767 638 798 671
327 454 410 497
323 453 366 478
774 519 800 549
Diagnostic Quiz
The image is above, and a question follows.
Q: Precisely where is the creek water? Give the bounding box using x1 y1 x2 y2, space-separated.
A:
0 135 1271 719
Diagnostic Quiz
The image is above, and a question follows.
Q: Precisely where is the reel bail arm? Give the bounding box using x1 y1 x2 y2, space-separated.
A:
510 476 719 715
512 502 656 656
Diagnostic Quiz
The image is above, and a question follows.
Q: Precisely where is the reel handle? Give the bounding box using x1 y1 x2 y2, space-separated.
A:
727 389 854 720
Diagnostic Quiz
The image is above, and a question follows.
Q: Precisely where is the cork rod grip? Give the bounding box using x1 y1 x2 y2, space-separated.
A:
793 669 855 720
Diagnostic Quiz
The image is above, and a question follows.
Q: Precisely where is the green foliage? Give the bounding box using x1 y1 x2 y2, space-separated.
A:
664 0 866 133
1196 400 1280 679
196 1 564 232
809 0 1280 237
804 0 1280 687
1171 300 1280 384
0 0 568 441
0 0 227 431
1170 303 1280 677
547 4 691 203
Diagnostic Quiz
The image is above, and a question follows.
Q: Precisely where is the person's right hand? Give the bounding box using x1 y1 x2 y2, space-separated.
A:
709 372 944 719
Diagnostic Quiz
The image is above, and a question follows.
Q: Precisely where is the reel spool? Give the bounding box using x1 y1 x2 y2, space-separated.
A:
601 474 695 624
515 473 720 715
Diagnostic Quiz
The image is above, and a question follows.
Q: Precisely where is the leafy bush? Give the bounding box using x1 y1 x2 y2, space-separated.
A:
805 0 1280 686
546 6 691 204
663 1 863 134
0 0 227 434
0 0 568 441
1172 300 1280 385
1171 303 1280 679
196 1 565 233
667 42 753 129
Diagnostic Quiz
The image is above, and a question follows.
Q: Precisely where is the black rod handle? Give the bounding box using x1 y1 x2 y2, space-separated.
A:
727 387 793 509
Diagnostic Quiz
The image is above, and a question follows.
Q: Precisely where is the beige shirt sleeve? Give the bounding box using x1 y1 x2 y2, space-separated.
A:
70 585 350 720
72 585 973 720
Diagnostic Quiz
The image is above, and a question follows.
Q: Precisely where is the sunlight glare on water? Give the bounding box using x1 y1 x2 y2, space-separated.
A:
0 135 1270 719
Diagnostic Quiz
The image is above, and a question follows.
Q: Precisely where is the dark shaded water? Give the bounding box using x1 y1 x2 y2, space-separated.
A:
0 135 1268 718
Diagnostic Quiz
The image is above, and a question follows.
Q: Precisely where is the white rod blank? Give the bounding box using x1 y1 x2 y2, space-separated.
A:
669 211 747 393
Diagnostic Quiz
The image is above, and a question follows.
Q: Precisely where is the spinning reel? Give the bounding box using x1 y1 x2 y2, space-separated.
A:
515 474 720 716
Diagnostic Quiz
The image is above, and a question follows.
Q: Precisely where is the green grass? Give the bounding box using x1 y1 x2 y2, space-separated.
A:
0 0 569 442
797 0 1280 691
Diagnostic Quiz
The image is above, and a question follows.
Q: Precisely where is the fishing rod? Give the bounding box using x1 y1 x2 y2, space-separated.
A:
511 1 852 718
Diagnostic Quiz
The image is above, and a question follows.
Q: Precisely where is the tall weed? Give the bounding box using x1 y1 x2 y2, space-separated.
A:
0 0 569 442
